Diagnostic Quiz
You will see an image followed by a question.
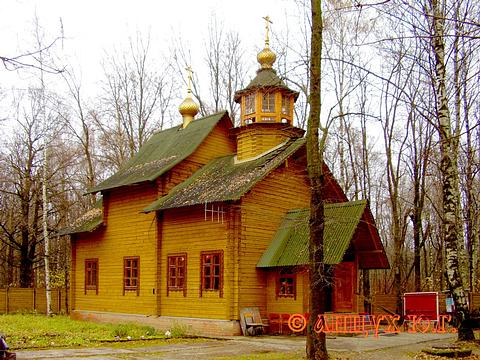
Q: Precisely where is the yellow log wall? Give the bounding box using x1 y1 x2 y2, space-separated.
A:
265 271 306 315
239 158 310 316
73 183 158 315
159 116 236 195
236 127 292 160
159 205 232 320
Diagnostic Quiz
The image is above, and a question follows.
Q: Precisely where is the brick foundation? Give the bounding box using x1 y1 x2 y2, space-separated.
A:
71 310 242 336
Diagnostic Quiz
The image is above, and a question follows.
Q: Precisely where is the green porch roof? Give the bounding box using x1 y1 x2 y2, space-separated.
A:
89 111 230 193
257 200 368 268
143 138 305 212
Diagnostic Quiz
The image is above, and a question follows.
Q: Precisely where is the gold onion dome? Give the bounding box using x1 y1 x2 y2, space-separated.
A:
257 46 276 69
178 94 199 117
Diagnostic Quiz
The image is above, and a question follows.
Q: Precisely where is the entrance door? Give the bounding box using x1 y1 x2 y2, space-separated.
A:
333 262 355 312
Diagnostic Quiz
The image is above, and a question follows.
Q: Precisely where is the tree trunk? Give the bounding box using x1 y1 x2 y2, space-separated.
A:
19 236 34 288
429 0 474 341
306 0 328 359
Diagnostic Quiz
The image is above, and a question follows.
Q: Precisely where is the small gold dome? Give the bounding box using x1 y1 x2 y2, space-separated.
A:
257 46 276 69
178 95 199 117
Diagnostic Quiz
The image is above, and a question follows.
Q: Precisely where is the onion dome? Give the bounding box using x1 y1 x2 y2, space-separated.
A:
178 94 199 118
257 46 276 69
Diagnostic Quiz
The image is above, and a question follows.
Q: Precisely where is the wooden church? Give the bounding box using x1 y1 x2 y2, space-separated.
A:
64 27 389 335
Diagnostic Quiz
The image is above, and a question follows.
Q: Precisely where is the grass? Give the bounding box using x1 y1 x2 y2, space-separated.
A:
0 313 189 350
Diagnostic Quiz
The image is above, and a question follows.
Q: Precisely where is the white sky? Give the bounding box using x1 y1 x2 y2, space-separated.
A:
0 0 303 94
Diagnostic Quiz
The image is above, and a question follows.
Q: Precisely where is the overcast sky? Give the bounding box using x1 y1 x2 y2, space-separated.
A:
1 0 303 94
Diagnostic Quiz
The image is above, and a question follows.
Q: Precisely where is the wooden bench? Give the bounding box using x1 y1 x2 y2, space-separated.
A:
240 307 266 336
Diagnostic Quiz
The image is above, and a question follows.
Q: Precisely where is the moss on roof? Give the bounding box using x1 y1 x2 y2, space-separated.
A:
143 138 305 212
89 111 230 193
59 198 103 235
257 200 370 268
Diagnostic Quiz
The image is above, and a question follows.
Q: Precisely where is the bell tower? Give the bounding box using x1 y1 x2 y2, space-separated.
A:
232 16 304 161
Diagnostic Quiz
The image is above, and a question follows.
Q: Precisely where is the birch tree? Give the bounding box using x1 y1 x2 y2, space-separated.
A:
427 0 474 340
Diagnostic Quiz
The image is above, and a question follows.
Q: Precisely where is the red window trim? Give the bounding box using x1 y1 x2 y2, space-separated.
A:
167 253 187 297
276 270 296 300
200 250 223 298
85 258 98 295
123 256 140 296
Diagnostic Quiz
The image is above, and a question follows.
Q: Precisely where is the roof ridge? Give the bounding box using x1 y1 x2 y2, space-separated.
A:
88 111 230 193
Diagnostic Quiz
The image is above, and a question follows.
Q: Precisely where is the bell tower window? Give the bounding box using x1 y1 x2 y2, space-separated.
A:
282 95 291 115
245 94 255 115
262 92 275 112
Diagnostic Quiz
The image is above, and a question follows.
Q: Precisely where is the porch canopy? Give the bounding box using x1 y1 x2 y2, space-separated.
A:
257 200 389 269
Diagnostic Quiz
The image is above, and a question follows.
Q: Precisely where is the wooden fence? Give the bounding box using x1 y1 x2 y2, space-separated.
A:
0 288 69 314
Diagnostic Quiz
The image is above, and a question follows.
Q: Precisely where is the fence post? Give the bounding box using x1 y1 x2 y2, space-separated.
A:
5 287 8 314
33 288 37 312
58 289 61 313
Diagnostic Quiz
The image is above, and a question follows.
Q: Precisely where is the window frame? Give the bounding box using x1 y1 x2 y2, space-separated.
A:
167 253 187 297
245 93 255 115
276 269 296 300
123 256 140 295
200 250 223 298
85 258 99 294
261 92 275 112
281 95 291 115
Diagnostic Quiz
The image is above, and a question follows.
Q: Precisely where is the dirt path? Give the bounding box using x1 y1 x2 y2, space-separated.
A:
15 333 462 359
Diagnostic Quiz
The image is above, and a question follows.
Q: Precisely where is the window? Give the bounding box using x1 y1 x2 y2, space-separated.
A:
85 259 98 294
167 253 187 296
276 270 296 299
262 92 275 112
200 251 223 297
245 94 255 114
281 95 291 115
123 257 139 295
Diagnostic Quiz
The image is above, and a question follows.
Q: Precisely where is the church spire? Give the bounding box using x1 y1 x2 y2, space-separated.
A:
231 16 303 161
257 16 277 70
178 66 199 128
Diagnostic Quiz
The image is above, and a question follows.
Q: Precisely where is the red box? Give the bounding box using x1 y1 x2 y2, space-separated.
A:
403 292 439 321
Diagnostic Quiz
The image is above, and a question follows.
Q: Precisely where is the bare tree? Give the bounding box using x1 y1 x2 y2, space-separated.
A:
426 0 474 340
97 32 176 169
60 69 98 205
306 0 328 358
171 17 247 123
0 89 64 287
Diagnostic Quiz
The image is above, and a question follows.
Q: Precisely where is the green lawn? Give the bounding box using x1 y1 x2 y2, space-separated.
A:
0 313 185 350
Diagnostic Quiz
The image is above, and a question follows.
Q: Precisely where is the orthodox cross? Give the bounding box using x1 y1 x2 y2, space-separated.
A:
262 16 273 46
185 66 193 94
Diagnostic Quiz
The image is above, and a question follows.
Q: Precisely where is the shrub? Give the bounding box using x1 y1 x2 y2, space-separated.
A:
168 321 189 338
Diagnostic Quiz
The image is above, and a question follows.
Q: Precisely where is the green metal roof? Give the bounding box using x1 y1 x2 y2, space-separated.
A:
59 199 104 235
257 200 368 268
234 68 299 102
88 111 230 193
143 138 305 212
